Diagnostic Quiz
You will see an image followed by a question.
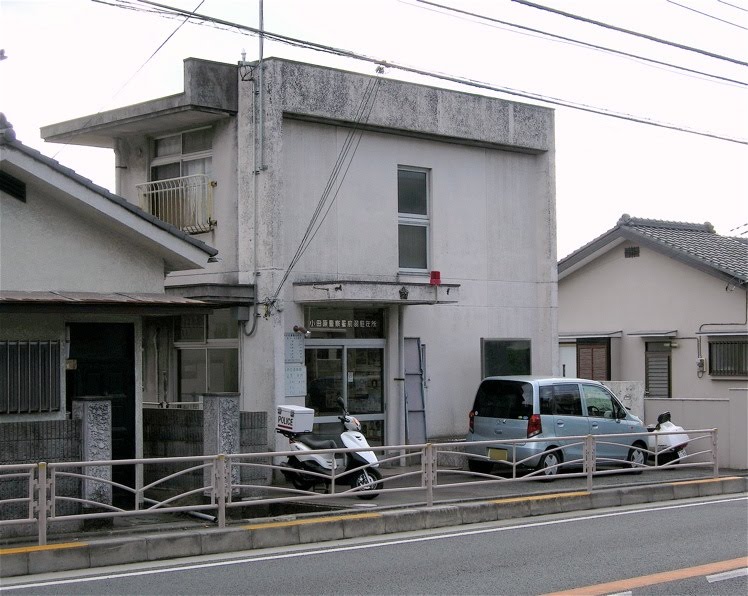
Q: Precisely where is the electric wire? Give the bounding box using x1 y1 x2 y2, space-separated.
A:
665 0 748 30
715 0 748 13
268 76 382 303
414 0 747 87
510 0 748 66
51 0 205 160
126 0 748 146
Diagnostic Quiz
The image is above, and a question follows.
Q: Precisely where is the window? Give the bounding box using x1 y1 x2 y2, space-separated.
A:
0 341 61 414
645 341 671 398
624 246 640 258
581 384 622 418
709 339 748 376
539 383 582 416
151 128 212 181
577 339 610 381
175 310 239 404
482 339 531 377
398 167 429 271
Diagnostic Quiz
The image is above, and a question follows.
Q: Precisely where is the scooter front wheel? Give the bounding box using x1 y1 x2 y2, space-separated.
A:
353 467 383 500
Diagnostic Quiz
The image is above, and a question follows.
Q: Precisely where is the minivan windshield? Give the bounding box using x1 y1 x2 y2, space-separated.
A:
473 380 533 419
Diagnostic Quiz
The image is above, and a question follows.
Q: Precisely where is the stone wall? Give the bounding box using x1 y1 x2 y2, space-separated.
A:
0 419 82 539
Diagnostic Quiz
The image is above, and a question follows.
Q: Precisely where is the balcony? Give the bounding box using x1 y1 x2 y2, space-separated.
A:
136 174 216 234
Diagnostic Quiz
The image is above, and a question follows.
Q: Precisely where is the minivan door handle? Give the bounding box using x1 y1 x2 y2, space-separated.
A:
590 422 599 430
556 420 564 427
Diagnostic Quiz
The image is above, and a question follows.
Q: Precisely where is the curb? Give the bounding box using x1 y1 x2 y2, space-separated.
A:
2 476 746 578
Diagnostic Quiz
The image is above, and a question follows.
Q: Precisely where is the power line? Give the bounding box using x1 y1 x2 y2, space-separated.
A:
114 0 748 145
666 0 748 30
715 0 748 13
510 0 748 66
414 0 747 87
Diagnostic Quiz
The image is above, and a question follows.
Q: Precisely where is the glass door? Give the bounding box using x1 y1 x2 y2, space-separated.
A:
305 340 385 445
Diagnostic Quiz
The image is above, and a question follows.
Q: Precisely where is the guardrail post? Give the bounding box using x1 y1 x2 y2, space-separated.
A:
585 436 595 493
216 454 226 528
37 462 48 546
425 444 434 507
712 429 719 478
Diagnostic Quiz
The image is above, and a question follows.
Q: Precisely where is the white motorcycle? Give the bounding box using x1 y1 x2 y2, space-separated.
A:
277 397 383 499
648 411 689 465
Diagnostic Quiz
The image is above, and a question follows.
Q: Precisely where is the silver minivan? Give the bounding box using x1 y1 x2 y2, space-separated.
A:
464 376 648 476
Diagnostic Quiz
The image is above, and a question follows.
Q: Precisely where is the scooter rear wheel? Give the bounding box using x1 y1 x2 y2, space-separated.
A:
353 468 383 500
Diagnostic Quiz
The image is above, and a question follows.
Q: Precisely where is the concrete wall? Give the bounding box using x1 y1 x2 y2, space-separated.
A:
559 240 747 400
1 183 165 293
645 395 747 470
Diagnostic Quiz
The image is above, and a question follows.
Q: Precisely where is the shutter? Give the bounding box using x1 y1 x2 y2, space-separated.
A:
646 352 671 398
577 342 609 381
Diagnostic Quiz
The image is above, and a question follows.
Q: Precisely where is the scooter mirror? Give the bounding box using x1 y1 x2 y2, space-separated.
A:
336 396 345 409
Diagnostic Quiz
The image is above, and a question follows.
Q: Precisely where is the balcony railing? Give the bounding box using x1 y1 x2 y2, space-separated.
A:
136 174 216 234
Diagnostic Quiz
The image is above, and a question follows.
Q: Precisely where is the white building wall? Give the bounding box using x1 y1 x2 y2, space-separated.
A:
1 188 164 293
559 240 746 400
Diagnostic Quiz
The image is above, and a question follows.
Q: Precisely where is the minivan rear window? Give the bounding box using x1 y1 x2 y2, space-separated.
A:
473 380 533 419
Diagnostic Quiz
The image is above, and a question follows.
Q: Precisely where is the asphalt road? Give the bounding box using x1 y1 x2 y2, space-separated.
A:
2 494 745 595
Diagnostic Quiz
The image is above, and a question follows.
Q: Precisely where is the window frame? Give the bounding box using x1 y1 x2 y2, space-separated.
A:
150 127 213 182
173 311 240 403
397 166 430 273
708 338 748 377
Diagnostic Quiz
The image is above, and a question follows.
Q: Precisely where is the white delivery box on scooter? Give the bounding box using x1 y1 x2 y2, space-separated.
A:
276 405 314 434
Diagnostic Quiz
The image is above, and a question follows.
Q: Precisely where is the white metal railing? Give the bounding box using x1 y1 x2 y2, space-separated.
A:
136 174 216 234
0 429 720 545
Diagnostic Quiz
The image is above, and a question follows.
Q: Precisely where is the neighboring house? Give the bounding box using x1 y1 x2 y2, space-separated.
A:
41 57 558 450
0 114 218 480
558 214 747 398
557 215 748 469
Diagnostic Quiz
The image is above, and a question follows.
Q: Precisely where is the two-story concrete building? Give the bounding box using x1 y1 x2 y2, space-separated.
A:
41 57 558 450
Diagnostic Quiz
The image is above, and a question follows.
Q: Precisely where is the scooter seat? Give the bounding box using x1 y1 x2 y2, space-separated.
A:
299 436 338 450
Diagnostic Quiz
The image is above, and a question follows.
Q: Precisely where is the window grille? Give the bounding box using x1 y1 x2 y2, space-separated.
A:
624 246 640 258
0 340 61 414
709 340 748 376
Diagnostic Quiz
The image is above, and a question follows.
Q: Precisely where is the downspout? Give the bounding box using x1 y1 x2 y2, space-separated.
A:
243 0 266 338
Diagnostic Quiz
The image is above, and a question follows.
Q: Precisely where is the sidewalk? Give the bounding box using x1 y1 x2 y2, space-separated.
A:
2 468 746 579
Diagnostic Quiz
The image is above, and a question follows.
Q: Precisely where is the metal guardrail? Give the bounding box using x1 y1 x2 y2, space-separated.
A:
0 429 718 545
136 174 216 234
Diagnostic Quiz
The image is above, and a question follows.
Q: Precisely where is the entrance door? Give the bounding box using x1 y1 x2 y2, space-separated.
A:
66 323 135 502
305 340 385 445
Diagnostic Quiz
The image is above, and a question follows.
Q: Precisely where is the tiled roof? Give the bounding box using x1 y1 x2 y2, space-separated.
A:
559 214 748 285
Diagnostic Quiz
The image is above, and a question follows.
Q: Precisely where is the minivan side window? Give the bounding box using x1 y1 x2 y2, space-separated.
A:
474 380 533 419
539 384 583 416
581 384 621 418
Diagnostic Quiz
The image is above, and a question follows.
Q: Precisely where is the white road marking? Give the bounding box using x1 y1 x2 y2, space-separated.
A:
1 495 746 592
707 567 748 583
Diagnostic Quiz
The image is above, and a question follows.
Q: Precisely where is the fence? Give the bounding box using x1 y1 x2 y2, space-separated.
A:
0 428 718 546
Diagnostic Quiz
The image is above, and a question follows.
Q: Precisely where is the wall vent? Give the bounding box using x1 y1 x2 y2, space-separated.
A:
625 246 640 258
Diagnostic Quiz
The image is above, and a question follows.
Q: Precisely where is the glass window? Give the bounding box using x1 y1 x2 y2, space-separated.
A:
548 384 583 417
474 380 533 419
175 311 239 403
581 384 617 418
709 340 748 376
398 167 429 271
482 339 531 376
151 128 212 180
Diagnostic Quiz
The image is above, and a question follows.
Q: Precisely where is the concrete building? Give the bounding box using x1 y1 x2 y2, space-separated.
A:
558 215 747 468
41 57 558 450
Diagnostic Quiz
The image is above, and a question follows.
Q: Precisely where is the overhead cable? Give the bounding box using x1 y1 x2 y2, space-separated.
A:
415 0 747 87
122 0 747 145
510 0 748 66
666 0 748 30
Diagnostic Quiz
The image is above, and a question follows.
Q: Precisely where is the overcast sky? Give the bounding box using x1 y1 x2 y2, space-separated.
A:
2 0 747 258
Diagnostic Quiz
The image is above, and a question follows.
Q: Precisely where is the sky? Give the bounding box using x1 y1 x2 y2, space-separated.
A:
1 0 747 259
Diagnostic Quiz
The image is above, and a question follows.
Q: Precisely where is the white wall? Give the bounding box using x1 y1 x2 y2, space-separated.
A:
1 188 164 293
559 240 747 400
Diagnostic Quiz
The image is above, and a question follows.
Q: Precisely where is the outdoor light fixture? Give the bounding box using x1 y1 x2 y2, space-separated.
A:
293 325 311 338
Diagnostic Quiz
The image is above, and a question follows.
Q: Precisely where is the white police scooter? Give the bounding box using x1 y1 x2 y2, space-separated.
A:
648 411 689 465
277 397 383 499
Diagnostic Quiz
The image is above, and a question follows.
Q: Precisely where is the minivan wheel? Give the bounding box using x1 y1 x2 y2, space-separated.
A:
468 459 493 474
627 442 647 473
536 450 562 478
